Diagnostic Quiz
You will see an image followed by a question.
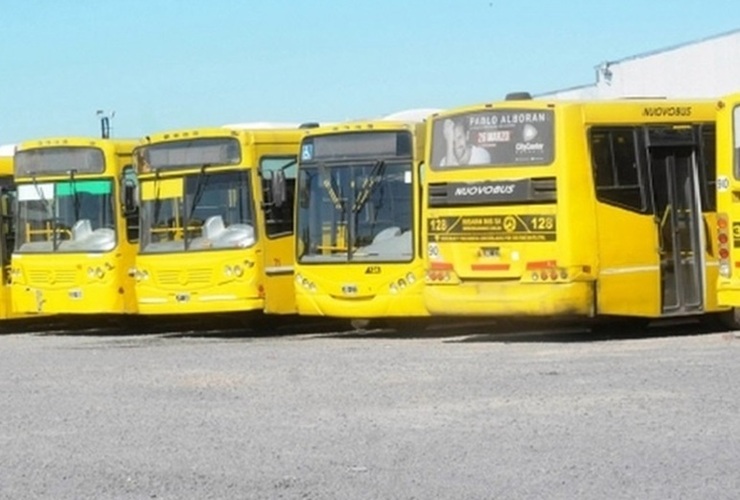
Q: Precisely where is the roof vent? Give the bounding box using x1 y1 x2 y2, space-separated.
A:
505 92 532 101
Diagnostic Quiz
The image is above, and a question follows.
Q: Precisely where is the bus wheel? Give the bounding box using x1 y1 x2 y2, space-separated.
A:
708 309 740 331
350 319 372 331
591 317 650 335
384 318 429 334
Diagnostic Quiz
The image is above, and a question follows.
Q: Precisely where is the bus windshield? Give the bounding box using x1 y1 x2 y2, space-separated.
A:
15 179 116 253
139 170 255 253
297 160 413 263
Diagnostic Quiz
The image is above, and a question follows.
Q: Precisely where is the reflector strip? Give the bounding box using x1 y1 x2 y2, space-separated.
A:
525 260 556 270
471 263 510 271
430 262 453 271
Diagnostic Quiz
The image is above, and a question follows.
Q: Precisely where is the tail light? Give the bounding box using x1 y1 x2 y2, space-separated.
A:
718 213 731 278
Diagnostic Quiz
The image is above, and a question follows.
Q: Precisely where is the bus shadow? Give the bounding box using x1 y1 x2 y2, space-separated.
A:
448 318 730 343
314 317 733 343
21 313 348 339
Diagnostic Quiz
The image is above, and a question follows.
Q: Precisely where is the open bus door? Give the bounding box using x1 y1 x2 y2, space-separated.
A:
593 128 662 317
593 126 705 318
646 128 705 316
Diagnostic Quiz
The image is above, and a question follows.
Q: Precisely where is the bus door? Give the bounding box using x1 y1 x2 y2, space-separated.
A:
259 156 298 314
593 127 662 317
646 127 704 315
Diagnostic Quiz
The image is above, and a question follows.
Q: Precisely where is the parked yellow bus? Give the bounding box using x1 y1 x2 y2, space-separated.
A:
10 137 139 317
131 124 306 321
424 97 731 325
0 145 18 320
294 111 435 327
715 92 740 322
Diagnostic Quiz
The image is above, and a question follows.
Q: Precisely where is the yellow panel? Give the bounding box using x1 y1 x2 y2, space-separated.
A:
141 178 182 200
422 99 716 321
716 93 740 309
10 138 139 317
293 122 428 319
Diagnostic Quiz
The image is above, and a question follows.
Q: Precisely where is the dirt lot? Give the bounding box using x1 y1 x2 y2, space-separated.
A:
1 325 739 499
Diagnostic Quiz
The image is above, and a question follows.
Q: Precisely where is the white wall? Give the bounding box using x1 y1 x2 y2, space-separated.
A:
538 30 740 100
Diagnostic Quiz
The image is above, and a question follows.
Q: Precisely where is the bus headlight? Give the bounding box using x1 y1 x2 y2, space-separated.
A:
406 272 415 284
88 267 105 279
233 265 244 277
224 265 233 277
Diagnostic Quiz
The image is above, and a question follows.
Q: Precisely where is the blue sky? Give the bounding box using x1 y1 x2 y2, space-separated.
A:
1 0 738 144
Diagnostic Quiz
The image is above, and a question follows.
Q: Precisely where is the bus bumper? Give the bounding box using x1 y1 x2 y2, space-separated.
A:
296 292 428 318
423 281 593 317
136 293 264 315
12 285 128 315
717 280 740 309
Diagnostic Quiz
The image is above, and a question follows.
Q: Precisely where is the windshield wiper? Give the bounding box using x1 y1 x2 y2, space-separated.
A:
318 162 346 215
31 174 53 217
353 160 386 213
152 168 163 226
68 169 80 221
317 163 350 256
30 175 60 249
186 164 211 222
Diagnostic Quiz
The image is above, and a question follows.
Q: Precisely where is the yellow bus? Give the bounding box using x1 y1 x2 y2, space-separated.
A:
424 97 731 326
10 137 139 317
0 145 18 320
131 124 306 321
715 92 740 321
294 111 435 327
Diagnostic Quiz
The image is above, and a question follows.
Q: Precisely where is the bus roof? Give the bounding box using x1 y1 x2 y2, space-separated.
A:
16 137 138 150
379 108 441 123
222 122 304 130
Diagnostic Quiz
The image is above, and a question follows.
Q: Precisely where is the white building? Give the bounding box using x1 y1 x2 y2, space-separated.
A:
538 28 740 100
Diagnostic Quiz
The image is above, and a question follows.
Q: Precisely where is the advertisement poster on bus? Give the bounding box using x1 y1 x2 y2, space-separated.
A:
429 109 555 168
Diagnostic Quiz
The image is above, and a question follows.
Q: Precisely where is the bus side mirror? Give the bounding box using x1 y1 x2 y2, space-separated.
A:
271 170 286 208
122 179 138 215
260 170 287 210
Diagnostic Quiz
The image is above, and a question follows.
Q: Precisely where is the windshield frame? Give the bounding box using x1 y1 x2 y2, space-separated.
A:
139 168 256 254
15 177 117 254
297 158 416 264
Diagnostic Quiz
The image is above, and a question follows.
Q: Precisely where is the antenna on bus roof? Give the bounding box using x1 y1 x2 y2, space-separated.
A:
96 110 115 139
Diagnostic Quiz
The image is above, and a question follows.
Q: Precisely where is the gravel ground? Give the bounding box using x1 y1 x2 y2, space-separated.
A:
0 325 739 499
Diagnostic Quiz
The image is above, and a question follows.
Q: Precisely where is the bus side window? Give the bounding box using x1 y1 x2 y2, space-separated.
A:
260 156 297 238
591 127 646 213
0 185 15 275
121 165 139 242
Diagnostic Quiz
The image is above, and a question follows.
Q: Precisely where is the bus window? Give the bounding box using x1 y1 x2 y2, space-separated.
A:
591 128 646 212
260 156 297 237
